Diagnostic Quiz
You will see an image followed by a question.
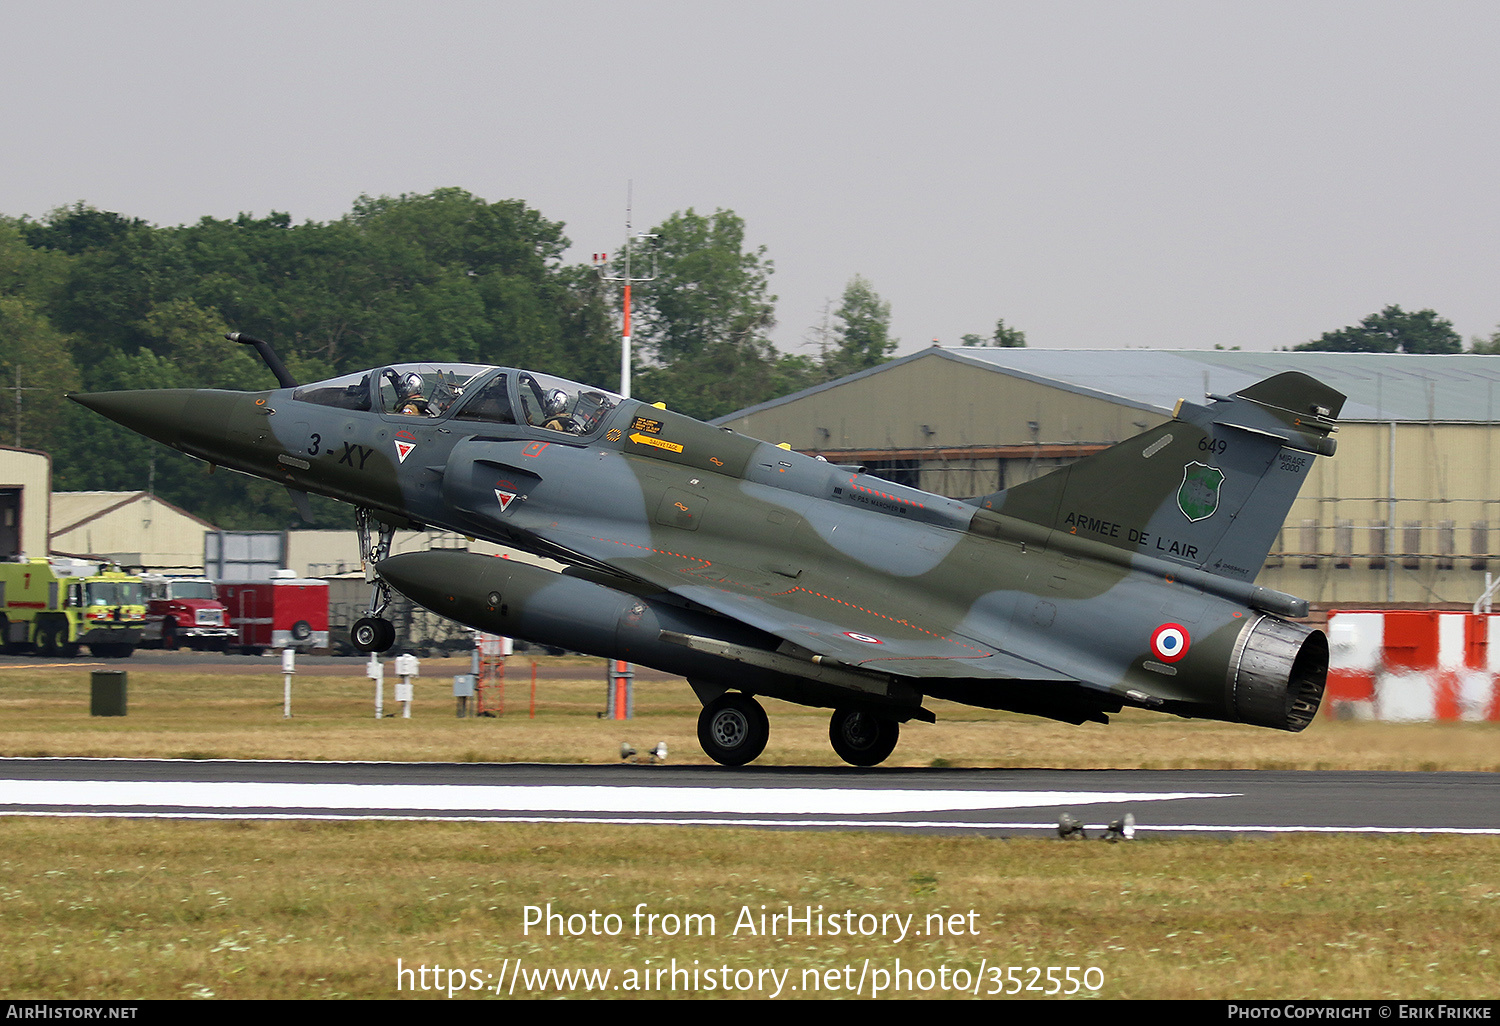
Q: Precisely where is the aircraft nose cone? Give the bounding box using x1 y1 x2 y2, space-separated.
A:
70 390 192 448
71 389 246 461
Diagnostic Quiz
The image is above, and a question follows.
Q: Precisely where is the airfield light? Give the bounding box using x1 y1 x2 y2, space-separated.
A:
1057 812 1086 840
620 743 636 762
1102 813 1136 843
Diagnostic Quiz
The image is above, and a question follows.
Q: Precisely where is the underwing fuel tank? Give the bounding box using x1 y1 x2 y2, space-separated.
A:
375 550 915 713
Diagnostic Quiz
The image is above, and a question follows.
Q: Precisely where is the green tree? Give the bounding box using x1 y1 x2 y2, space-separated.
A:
21 203 190 369
140 298 268 390
1295 305 1461 354
171 190 612 379
347 188 588 371
820 275 895 379
627 208 789 418
962 318 1027 348
0 297 80 449
630 209 776 363
0 219 80 448
1470 326 1500 355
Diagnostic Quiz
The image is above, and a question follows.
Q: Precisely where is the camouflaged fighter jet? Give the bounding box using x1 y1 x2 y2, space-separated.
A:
73 333 1343 767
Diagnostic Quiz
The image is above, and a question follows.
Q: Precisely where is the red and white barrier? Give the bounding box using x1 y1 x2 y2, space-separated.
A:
1325 610 1500 721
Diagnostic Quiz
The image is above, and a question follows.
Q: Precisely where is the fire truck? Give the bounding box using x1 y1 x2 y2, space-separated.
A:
0 557 146 657
215 572 329 654
139 575 236 651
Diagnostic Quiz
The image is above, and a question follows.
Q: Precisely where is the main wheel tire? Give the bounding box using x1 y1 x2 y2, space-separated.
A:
828 708 900 767
697 693 769 767
351 617 395 653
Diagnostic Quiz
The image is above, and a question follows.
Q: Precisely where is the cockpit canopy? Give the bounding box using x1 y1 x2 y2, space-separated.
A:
291 364 623 436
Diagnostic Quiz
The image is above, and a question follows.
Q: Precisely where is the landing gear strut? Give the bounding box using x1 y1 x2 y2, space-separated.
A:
697 693 769 766
828 707 900 766
351 508 396 653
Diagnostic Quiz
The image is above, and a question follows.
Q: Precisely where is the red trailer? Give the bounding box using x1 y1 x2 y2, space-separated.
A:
215 572 329 654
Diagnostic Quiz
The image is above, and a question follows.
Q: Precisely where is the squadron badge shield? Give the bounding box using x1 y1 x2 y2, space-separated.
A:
1177 462 1224 522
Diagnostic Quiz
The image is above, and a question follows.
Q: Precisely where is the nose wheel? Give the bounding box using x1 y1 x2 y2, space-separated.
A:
697 693 770 766
351 616 396 653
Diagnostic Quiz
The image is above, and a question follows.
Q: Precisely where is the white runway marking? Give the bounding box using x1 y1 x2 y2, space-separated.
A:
9 812 1500 835
0 780 1235 815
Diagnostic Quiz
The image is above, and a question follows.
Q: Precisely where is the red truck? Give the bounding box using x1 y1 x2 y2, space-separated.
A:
215 572 330 655
139 575 236 651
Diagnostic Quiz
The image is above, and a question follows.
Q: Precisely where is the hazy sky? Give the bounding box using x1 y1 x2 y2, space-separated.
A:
5 1 1498 359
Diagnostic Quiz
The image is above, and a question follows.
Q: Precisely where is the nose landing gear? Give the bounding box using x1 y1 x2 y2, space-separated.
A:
352 507 397 653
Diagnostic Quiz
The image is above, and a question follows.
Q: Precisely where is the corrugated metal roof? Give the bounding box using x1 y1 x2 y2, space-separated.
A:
722 349 1500 423
927 349 1500 422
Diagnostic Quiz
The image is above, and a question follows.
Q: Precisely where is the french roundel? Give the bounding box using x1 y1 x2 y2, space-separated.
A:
1150 623 1190 663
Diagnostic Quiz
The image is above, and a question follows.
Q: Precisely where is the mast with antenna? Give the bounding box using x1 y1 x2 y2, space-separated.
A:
592 184 656 399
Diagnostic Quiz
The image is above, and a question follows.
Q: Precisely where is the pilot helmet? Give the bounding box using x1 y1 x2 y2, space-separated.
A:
545 389 569 416
400 372 424 398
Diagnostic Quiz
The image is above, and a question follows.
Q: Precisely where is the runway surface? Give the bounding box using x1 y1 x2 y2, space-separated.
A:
2 758 1497 836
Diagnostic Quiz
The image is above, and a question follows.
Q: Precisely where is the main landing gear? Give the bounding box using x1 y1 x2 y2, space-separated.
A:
695 692 903 768
697 693 770 767
828 707 900 767
351 508 397 653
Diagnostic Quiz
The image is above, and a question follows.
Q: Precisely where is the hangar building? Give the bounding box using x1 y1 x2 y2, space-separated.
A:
50 490 217 573
0 447 52 559
716 348 1500 608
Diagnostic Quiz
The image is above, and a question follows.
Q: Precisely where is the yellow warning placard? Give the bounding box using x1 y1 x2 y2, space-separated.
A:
629 433 684 453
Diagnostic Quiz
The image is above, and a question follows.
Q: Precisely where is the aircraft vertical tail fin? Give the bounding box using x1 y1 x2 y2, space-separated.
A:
968 371 1345 581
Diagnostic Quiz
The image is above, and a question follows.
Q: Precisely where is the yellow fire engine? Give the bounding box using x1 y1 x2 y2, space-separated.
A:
0 557 147 657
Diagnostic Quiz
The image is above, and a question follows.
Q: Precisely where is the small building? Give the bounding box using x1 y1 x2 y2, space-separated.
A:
50 491 216 574
717 348 1500 607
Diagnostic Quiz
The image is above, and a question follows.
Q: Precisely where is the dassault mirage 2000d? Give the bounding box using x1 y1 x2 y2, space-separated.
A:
74 334 1342 767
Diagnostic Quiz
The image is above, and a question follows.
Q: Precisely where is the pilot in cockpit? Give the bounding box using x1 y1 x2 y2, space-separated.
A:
541 388 577 432
397 373 432 416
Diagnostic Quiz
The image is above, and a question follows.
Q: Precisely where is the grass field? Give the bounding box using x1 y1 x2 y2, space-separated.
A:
1 657 1496 1001
1 656 1496 770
